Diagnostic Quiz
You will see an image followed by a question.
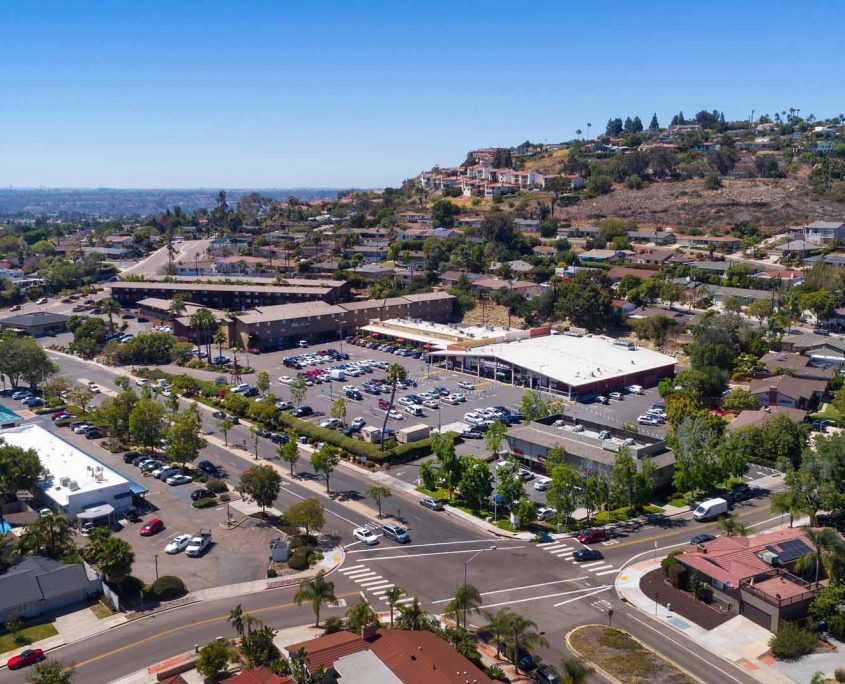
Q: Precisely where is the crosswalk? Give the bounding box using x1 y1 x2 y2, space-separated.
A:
536 540 621 577
338 564 415 606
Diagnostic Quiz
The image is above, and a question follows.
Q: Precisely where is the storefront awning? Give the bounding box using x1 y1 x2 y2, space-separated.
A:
77 504 115 520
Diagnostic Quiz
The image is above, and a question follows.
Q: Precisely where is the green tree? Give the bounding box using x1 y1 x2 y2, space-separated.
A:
99 297 121 332
27 661 75 684
801 290 836 325
444 583 482 629
311 444 340 493
482 608 514 659
83 531 134 588
560 657 594 684
294 570 337 627
289 375 308 407
419 460 439 492
0 336 58 390
748 299 773 327
367 485 391 519
433 434 464 500
165 405 205 467
717 514 749 538
195 639 233 680
218 417 234 446
385 586 406 628
330 397 347 424
396 597 434 630
16 511 73 559
497 466 524 511
721 388 760 412
255 370 270 396
503 613 548 675
277 429 300 475
128 398 165 449
546 463 582 530
346 599 381 632
484 420 507 458
213 327 227 361
380 363 407 451
189 307 217 360
795 527 845 587
238 464 282 516
459 457 493 511
287 498 325 536
0 443 43 531
515 499 536 529
228 603 245 637
238 623 281 669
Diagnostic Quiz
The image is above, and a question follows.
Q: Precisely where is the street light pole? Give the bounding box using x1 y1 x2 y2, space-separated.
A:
463 545 496 628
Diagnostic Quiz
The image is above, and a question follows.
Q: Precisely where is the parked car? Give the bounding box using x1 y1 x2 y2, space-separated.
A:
595 395 609 404
461 428 484 439
385 409 403 420
535 664 562 684
6 648 45 670
382 523 410 543
419 497 444 511
320 418 341 429
22 397 45 407
166 474 192 486
608 392 623 400
626 384 644 395
573 549 604 562
271 433 289 444
353 527 379 545
577 529 609 544
536 507 557 521
292 405 313 418
212 355 230 365
165 534 192 554
637 415 661 426
140 518 164 536
458 381 475 390
690 533 716 546
191 489 215 502
533 477 552 491
197 460 219 475
351 417 366 429
464 412 484 425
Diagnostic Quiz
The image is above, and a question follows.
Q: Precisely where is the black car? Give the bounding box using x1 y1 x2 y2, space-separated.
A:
690 533 716 546
256 428 272 438
211 410 226 420
534 664 561 684
242 387 259 397
123 452 138 463
123 507 141 523
197 460 218 475
190 488 215 502
345 389 362 400
292 406 313 417
271 433 289 444
573 549 604 562
84 427 105 439
510 649 536 672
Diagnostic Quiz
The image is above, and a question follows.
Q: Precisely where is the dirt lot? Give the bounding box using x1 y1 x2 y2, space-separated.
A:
640 568 732 630
569 625 696 684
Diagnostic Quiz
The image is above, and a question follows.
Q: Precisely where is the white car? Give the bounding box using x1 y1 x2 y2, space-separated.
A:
136 379 149 387
452 393 467 402
320 418 341 429
637 415 661 426
386 409 403 420
165 534 192 554
537 507 557 522
351 417 366 429
458 381 475 390
279 376 293 384
477 408 496 419
608 392 623 400
422 399 439 409
626 385 644 395
397 397 415 407
73 423 94 434
88 384 101 394
166 474 193 486
353 527 379 545
441 395 459 405
343 385 357 393
534 477 552 491
160 389 172 398
464 412 484 426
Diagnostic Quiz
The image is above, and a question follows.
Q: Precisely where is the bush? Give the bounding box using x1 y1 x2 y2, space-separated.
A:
192 497 217 509
322 615 344 634
703 173 722 190
666 563 687 589
266 568 277 578
219 493 230 502
768 622 817 660
205 479 228 494
287 547 312 571
661 550 683 577
486 665 509 682
835 667 845 683
148 575 186 600
292 534 319 549
827 614 845 641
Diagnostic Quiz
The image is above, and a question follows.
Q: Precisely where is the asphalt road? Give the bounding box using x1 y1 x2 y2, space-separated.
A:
0 351 787 684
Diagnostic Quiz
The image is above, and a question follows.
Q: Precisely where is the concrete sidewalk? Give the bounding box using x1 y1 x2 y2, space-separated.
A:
616 560 795 684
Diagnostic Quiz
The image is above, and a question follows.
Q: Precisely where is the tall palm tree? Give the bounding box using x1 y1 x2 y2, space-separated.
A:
94 536 135 587
385 586 406 628
228 604 245 637
99 297 121 332
380 363 407 452
796 528 845 587
503 613 548 674
168 296 187 320
16 511 74 559
294 570 337 627
189 308 216 360
445 583 482 630
345 599 380 632
396 597 432 631
482 608 514 659
213 327 227 361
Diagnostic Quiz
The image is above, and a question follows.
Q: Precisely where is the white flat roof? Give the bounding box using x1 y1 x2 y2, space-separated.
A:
0 424 129 507
361 318 520 350
432 334 676 388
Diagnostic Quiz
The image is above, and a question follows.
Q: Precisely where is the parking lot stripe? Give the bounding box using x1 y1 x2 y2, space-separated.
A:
594 568 620 576
339 565 366 574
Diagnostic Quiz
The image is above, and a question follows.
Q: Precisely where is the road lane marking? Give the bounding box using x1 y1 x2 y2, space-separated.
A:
353 546 526 562
347 539 524 554
552 585 612 607
431 576 590 604
479 586 604 610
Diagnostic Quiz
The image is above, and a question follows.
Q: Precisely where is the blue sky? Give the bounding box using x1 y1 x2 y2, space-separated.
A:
2 1 844 189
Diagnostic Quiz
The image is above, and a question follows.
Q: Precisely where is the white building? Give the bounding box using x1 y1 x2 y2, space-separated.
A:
0 424 145 519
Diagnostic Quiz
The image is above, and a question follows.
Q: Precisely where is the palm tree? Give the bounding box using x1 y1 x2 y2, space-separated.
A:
503 613 548 674
168 296 187 320
16 511 73 559
796 528 845 587
228 604 245 637
561 657 594 684
444 583 482 630
93 536 134 587
396 597 432 630
482 608 514 658
99 297 121 332
294 570 337 627
380 363 407 452
385 586 406 628
345 599 380 633
213 327 226 362
189 307 216 360
717 514 749 537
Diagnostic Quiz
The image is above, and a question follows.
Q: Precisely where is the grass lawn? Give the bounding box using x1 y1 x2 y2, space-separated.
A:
89 602 113 619
0 623 58 653
569 625 696 684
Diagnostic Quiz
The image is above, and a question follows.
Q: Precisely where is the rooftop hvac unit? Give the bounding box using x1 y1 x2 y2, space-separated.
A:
60 476 70 487
67 480 80 491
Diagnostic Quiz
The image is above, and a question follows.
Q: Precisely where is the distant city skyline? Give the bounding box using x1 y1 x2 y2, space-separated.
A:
3 1 845 188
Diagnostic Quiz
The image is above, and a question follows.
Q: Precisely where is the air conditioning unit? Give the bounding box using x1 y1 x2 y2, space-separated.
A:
60 476 70 487
68 480 80 491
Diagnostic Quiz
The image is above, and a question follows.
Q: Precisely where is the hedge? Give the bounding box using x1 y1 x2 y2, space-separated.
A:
288 547 311 571
192 497 217 509
205 479 227 494
147 575 186 600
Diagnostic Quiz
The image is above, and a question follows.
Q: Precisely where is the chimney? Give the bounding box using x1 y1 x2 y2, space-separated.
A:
768 386 777 407
361 624 377 642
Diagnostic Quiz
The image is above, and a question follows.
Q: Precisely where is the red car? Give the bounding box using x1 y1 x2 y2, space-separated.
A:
50 410 71 420
577 529 609 544
248 348 260 355
139 518 164 536
7 648 44 670
378 399 391 410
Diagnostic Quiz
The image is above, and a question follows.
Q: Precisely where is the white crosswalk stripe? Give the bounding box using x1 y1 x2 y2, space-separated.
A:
594 568 620 576
340 565 366 574
343 569 374 578
369 585 395 595
586 564 613 572
352 573 379 582
581 560 606 568
537 536 620 576
358 577 389 587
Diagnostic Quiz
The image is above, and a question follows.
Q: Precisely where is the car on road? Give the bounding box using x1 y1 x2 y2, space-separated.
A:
577 529 609 544
353 527 379 545
382 523 410 543
165 534 192 554
36 297 48 305
690 533 716 546
419 497 444 511
608 392 623 400
166 474 193 486
534 664 561 684
212 355 230 365
9 304 20 311
140 518 164 536
191 489 215 502
197 460 219 475
6 648 45 670
292 405 313 418
256 428 272 438
533 477 552 491
573 549 604 562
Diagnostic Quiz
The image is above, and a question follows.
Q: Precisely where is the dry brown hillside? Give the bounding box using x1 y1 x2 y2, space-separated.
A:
556 177 844 229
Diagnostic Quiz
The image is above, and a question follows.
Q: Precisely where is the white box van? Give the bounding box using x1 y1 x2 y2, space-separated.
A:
329 369 346 381
404 404 424 417
693 498 728 521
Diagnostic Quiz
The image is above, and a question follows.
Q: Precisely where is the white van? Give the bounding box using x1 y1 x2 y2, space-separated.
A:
329 369 346 381
693 498 728 521
404 404 424 417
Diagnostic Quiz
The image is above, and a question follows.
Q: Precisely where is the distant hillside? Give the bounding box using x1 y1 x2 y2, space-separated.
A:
555 176 844 228
0 187 357 217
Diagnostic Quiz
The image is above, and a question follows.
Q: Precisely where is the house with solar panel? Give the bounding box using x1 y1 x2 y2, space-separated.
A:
675 527 839 632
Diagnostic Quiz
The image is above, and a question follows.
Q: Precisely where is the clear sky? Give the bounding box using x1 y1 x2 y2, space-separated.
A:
2 1 844 189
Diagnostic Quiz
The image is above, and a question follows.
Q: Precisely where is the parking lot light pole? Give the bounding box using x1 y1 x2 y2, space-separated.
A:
463 545 496 626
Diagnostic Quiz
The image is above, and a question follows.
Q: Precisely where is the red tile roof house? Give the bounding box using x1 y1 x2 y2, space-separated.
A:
675 527 835 632
286 628 492 684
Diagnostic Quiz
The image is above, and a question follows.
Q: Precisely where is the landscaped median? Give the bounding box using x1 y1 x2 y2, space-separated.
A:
567 624 700 684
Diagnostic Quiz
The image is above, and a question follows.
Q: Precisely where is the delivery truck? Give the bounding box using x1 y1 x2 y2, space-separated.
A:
692 498 728 522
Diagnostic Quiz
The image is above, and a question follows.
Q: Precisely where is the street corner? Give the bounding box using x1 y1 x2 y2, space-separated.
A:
319 546 346 575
